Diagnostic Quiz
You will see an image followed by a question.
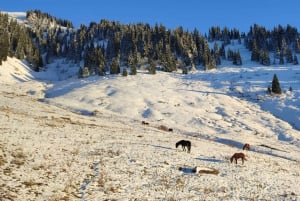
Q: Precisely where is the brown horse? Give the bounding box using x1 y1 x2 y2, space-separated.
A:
243 143 250 151
230 153 246 164
141 120 149 125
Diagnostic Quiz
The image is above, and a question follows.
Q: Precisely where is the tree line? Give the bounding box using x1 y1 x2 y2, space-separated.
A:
0 10 299 77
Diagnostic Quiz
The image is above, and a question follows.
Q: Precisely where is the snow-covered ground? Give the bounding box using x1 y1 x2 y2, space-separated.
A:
1 54 300 200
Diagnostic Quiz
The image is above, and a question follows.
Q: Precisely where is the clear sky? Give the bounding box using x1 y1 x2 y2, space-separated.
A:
1 0 300 33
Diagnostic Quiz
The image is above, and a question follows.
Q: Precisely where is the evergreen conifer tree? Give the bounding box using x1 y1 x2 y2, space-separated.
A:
0 29 9 63
213 43 221 65
259 50 270 66
130 66 137 75
271 74 282 94
286 48 293 63
279 52 284 65
251 40 260 62
110 57 120 74
293 55 299 65
219 43 226 59
203 41 216 70
233 50 242 65
122 68 128 76
148 59 156 74
182 63 188 74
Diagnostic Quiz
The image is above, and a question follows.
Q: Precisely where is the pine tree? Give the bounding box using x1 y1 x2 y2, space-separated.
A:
122 68 128 76
281 38 287 56
259 50 270 66
251 39 260 62
295 38 300 53
219 43 226 59
293 54 299 65
15 36 26 59
130 66 137 75
128 51 137 75
162 44 177 72
286 48 293 63
110 57 120 74
227 48 234 61
182 63 188 74
213 43 221 65
0 29 9 63
279 52 284 65
271 74 282 94
148 59 156 74
96 47 106 76
203 41 216 70
233 50 242 65
78 66 83 78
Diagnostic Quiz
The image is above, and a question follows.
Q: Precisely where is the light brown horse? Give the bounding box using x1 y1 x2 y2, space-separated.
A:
243 143 250 151
230 153 246 164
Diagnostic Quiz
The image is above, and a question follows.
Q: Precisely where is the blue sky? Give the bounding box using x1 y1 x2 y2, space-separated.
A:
1 0 299 33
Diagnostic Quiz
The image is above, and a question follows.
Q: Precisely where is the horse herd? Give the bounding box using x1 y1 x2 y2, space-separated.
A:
141 120 250 165
176 140 250 165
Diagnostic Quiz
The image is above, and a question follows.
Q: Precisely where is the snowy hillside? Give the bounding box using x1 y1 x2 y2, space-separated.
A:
1 54 300 200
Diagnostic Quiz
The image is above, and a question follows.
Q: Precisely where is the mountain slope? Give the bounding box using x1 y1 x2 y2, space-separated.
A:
1 57 300 200
1 73 300 201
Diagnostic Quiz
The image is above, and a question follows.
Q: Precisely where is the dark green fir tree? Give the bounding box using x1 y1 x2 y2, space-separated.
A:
271 74 282 94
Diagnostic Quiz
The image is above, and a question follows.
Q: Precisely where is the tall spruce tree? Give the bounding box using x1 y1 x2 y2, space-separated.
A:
251 39 260 62
203 41 216 70
110 56 120 74
233 50 242 65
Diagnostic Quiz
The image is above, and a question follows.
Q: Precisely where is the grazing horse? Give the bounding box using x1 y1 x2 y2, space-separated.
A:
176 140 191 153
230 153 246 164
142 120 149 125
243 143 250 151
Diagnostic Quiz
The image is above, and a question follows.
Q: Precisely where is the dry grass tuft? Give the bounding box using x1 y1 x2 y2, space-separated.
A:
22 179 43 188
11 148 26 159
10 158 25 166
0 155 7 166
157 125 174 132
48 195 71 201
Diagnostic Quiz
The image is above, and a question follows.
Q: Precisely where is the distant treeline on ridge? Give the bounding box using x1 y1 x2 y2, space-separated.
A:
0 9 299 76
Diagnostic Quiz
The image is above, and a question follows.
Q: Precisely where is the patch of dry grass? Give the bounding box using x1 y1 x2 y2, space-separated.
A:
198 168 220 175
10 148 27 167
22 179 43 188
0 155 7 166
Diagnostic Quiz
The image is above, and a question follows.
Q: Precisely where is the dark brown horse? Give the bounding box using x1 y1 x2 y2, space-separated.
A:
141 120 149 125
176 140 191 153
230 153 246 164
243 143 250 151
